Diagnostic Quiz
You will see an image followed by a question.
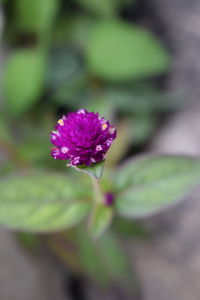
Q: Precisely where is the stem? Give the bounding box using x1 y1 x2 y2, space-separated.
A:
90 176 104 204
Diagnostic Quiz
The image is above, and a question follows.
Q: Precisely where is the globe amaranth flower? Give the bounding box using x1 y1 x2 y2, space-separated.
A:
50 109 117 166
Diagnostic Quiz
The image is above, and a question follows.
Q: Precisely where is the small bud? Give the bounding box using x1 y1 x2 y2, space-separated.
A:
104 192 114 206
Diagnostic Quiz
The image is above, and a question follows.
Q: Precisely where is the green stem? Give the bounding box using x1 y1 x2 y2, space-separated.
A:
91 176 104 204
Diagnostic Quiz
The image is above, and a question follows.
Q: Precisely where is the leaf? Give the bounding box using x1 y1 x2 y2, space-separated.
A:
88 204 113 238
96 232 132 286
0 113 12 143
113 218 150 239
75 160 105 179
47 48 83 91
76 0 118 17
55 15 95 50
0 172 90 231
86 20 170 81
115 155 200 218
76 0 135 17
96 87 183 114
47 48 89 105
76 228 110 286
76 228 130 287
4 49 46 117
14 0 59 35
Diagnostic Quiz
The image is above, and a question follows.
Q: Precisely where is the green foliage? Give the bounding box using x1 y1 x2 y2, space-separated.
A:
19 139 49 166
113 218 150 238
55 15 94 49
115 156 200 218
77 229 130 286
76 0 134 17
130 113 156 145
47 48 88 105
0 173 90 231
1 155 199 235
0 113 12 143
47 49 83 91
4 49 46 117
86 20 170 81
77 0 118 17
94 87 182 114
88 204 113 238
17 232 40 250
14 0 59 35
77 228 109 285
75 160 105 179
1 0 194 291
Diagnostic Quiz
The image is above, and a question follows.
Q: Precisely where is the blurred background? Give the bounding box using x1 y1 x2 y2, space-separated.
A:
1 0 200 299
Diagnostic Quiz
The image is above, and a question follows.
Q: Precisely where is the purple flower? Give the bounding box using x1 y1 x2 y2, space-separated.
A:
50 109 117 166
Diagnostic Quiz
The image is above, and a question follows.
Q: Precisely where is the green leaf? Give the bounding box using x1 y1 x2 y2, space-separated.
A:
86 20 170 81
47 48 88 105
96 232 133 289
113 218 150 239
76 0 135 17
75 160 105 179
4 49 46 117
76 0 118 17
0 113 12 143
0 172 90 231
115 155 200 218
76 228 110 286
55 15 95 49
95 87 183 114
47 48 83 90
14 0 59 35
88 204 113 238
76 229 130 287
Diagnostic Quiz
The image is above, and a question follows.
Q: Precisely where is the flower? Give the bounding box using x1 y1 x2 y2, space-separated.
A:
50 109 117 166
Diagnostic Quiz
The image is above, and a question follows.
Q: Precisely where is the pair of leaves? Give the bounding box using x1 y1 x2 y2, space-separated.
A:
0 155 200 234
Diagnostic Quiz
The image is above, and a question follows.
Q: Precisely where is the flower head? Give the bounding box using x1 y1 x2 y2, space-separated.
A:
50 109 117 166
